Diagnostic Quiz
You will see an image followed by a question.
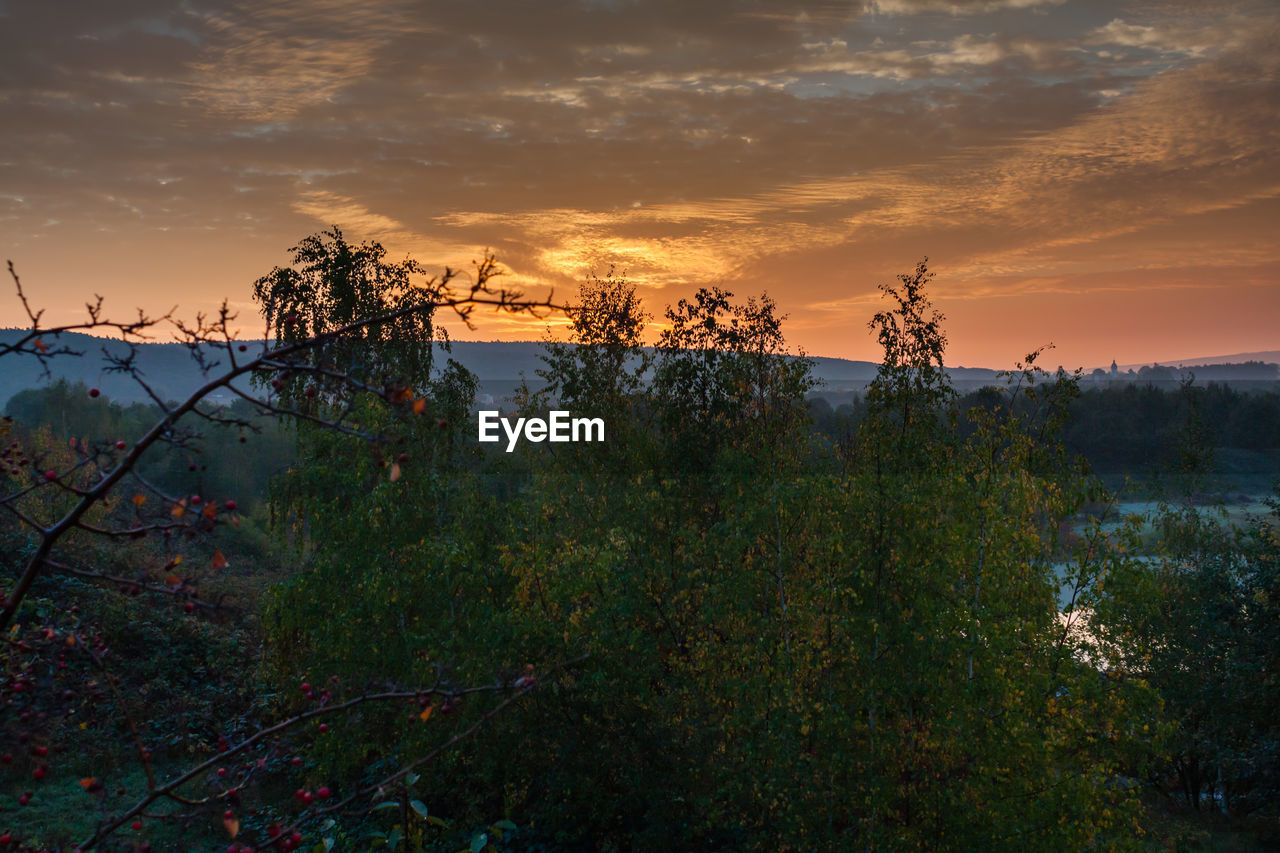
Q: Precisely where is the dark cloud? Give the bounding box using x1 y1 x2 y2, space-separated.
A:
0 0 1275 366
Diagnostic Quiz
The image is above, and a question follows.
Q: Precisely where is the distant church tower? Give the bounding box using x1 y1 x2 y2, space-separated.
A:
1110 359 1119 378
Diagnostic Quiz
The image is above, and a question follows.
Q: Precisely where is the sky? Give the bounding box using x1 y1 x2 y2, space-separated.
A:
1 0 1277 370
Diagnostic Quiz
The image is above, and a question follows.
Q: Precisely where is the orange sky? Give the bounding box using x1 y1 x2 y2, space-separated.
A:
2 0 1277 370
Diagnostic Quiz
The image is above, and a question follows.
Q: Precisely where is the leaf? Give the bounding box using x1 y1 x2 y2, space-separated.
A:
371 801 399 812
410 799 429 818
223 815 240 839
171 501 186 517
203 502 218 519
132 494 146 507
491 820 517 832
418 705 433 721
470 832 488 853
166 574 182 587
79 777 97 790
413 398 426 415
211 550 229 571
389 462 402 482
32 337 47 353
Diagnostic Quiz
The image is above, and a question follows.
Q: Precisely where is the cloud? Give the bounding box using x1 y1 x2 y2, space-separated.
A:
867 0 1066 15
1 0 1277 365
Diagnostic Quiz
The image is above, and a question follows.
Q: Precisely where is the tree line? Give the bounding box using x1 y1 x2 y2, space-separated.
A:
1 233 1277 850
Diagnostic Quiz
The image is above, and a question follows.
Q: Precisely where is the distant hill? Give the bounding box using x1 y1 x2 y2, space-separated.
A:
0 330 1005 407
1117 350 1280 371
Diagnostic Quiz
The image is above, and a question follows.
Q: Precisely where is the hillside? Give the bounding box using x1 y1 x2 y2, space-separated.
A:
0 331 1004 407
4 330 1275 408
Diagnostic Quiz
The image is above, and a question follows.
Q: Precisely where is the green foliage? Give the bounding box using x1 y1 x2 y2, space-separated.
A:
252 227 445 403
8 239 1275 850
4 378 294 512
1094 490 1280 818
260 258 1170 849
534 268 649 415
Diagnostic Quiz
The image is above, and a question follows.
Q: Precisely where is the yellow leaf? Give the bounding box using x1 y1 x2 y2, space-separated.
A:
389 462 402 482
419 705 433 721
211 550 228 571
171 502 185 517
223 816 239 839
166 574 181 586
203 502 218 519
413 398 426 415
132 494 146 507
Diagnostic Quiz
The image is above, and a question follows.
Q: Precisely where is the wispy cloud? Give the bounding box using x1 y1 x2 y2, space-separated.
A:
1 0 1276 366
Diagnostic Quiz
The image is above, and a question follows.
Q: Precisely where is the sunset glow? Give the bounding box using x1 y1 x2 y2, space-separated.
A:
2 0 1277 368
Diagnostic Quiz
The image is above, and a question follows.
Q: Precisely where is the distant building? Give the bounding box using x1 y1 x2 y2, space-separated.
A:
1109 359 1118 378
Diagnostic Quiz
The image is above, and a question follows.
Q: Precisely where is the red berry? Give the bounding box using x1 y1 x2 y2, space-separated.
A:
89 388 100 398
17 795 29 806
316 786 331 800
225 500 237 511
318 723 328 733
0 832 11 843
185 602 195 613
295 788 306 800
291 756 302 767
217 767 227 777
300 682 311 693
33 746 47 757
190 494 201 505
32 767 45 780
43 470 56 482
224 810 234 819
115 440 127 450
132 820 142 831
290 832 302 844
302 791 313 805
